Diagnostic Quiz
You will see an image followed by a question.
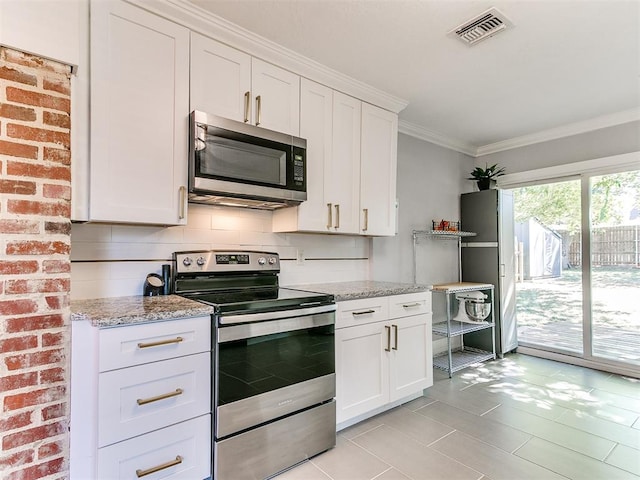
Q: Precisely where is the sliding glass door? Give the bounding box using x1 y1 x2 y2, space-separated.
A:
511 168 640 372
589 170 640 366
513 179 583 355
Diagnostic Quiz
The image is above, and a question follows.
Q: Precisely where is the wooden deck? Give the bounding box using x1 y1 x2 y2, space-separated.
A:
518 322 640 365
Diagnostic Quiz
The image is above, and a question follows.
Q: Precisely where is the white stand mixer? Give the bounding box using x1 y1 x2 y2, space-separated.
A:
452 290 491 324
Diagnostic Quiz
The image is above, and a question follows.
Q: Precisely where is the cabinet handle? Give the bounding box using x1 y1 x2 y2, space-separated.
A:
385 325 391 352
327 203 333 229
137 336 183 349
362 208 369 232
402 302 422 308
137 388 184 406
392 324 398 350
256 95 262 126
352 309 375 316
136 455 183 478
243 91 250 123
335 204 340 229
178 186 187 220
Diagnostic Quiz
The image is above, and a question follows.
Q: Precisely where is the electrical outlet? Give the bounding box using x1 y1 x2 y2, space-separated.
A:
296 249 305 265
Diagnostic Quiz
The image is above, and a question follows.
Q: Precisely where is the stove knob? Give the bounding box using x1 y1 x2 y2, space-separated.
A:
268 257 277 265
182 257 192 267
196 256 206 266
258 257 266 265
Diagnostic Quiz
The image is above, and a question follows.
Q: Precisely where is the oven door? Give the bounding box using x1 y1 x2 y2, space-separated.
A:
215 309 335 439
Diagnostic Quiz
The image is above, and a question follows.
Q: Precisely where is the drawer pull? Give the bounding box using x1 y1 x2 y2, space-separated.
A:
402 302 422 308
137 337 183 349
136 455 183 477
137 388 184 406
352 309 375 316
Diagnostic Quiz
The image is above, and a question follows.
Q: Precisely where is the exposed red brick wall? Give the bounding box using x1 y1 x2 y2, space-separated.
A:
0 47 71 480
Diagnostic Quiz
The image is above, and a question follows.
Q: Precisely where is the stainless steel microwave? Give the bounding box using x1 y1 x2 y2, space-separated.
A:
189 110 307 209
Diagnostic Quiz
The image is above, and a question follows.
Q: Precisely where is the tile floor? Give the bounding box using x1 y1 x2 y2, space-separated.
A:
275 353 640 480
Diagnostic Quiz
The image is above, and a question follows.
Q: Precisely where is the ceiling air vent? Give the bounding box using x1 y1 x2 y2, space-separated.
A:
449 7 513 46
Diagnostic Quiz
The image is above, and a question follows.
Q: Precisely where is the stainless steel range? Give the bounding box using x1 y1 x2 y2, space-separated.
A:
173 250 336 480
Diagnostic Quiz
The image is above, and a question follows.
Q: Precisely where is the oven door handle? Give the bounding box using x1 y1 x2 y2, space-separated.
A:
218 310 335 343
218 303 336 326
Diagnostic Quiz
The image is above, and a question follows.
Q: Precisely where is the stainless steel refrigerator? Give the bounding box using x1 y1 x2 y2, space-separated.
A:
461 189 518 356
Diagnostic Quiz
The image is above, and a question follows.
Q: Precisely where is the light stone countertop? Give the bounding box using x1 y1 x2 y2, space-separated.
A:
71 295 215 328
289 280 431 302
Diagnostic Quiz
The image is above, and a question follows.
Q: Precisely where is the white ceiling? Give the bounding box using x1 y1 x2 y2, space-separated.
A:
188 0 640 155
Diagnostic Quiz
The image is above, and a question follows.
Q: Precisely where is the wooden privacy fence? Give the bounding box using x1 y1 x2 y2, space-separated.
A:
567 225 640 267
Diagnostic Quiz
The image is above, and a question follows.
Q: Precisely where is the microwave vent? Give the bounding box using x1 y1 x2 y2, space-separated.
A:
449 7 513 46
189 194 293 210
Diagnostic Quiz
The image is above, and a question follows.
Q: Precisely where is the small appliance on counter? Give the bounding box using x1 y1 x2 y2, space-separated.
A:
142 264 172 296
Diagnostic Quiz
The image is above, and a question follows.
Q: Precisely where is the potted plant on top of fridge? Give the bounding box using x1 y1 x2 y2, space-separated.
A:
468 163 505 190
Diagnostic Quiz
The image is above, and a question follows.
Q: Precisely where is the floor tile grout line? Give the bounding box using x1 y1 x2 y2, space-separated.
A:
425 428 457 448
344 436 417 480
369 466 394 480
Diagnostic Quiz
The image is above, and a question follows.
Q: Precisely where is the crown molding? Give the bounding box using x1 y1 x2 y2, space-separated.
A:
476 108 640 157
127 0 408 114
398 120 477 157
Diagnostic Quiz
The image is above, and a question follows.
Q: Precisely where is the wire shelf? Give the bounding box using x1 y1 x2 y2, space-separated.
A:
432 321 494 337
433 347 495 374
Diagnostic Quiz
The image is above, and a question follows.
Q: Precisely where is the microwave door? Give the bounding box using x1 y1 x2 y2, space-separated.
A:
199 134 286 186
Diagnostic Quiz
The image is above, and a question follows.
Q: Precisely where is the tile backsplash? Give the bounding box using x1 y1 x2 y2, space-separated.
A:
71 204 371 299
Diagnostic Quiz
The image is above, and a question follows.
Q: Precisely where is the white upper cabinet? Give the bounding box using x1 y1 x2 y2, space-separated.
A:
329 92 361 234
190 32 251 122
89 0 189 225
360 103 398 236
190 34 300 136
251 58 300 136
273 84 361 234
274 79 333 232
274 86 399 237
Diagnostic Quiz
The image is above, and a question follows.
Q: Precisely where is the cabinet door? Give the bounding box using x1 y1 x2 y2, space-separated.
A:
90 0 189 225
190 32 251 122
329 92 361 234
360 103 398 236
251 58 300 135
335 323 389 424
296 78 333 231
389 314 433 402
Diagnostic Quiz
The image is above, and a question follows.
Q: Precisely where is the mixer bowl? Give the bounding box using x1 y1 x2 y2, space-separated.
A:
464 301 491 322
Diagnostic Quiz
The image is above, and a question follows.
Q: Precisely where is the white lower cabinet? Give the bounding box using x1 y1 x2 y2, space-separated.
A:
335 293 433 426
97 415 211 480
71 316 212 480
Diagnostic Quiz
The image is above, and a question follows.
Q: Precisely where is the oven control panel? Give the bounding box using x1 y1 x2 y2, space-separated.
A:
174 250 280 274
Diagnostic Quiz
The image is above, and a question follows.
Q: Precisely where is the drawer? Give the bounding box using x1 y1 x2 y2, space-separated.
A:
98 352 211 447
97 414 211 480
99 316 211 372
388 292 431 319
336 297 389 329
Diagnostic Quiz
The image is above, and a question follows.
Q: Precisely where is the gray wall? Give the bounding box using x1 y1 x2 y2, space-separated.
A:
477 121 640 173
372 133 474 286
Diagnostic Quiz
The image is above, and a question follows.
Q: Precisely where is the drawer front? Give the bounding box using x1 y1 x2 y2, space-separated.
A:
99 316 211 372
388 292 431 319
98 415 211 480
336 297 389 329
98 352 211 447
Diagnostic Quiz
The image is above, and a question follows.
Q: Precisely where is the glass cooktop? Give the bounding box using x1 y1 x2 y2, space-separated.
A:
182 287 334 316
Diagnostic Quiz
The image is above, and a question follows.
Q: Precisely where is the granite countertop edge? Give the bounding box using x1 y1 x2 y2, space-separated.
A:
71 295 215 328
288 280 432 302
